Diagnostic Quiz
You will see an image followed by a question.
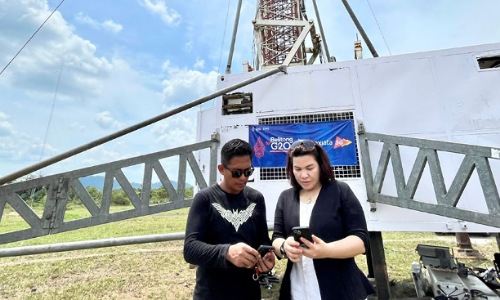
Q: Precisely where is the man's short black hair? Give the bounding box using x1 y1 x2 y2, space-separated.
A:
221 139 253 166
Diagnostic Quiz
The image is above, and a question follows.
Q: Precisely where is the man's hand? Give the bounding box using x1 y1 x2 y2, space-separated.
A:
256 251 275 272
225 242 259 268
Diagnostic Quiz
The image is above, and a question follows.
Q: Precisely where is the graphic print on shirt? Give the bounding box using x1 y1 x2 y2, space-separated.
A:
212 203 256 232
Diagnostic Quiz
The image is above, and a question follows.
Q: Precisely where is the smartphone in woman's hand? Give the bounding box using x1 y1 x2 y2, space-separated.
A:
292 226 313 248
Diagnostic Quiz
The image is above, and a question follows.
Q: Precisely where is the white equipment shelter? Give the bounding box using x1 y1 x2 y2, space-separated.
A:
197 42 500 234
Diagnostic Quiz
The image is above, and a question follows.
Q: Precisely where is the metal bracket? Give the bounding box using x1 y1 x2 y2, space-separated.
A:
42 177 69 230
278 65 288 74
357 121 365 135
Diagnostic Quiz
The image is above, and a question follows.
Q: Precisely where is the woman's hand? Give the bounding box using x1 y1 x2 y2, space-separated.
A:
283 236 304 262
300 235 327 259
301 235 366 259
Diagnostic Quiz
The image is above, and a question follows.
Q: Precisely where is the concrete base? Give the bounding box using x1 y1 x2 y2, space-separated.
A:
453 246 484 259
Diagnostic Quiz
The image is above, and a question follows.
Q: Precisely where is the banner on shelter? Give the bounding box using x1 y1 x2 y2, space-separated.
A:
249 120 357 168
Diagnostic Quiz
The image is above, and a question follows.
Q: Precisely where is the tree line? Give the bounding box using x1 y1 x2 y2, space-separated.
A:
16 185 194 207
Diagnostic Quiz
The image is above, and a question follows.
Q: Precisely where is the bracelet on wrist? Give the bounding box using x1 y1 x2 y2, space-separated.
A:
279 240 287 259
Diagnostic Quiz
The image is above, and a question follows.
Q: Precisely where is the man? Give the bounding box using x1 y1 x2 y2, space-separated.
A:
184 138 275 300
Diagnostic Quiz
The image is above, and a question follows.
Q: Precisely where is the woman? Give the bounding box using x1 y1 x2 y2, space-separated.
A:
272 139 375 300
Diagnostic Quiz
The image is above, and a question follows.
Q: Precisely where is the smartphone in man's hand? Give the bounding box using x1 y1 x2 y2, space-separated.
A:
257 245 274 256
292 226 313 248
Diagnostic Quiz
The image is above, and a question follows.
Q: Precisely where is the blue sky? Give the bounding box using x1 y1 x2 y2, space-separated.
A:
1 0 500 183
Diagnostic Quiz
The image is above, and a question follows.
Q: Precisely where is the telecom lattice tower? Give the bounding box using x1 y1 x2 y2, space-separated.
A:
254 0 320 69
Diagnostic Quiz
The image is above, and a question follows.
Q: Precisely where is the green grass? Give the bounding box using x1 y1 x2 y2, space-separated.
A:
1 206 189 247
0 206 498 299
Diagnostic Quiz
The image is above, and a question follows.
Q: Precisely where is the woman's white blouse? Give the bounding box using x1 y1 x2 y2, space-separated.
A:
290 202 321 300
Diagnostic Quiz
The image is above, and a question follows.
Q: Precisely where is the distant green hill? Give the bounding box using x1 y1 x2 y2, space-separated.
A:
79 175 190 190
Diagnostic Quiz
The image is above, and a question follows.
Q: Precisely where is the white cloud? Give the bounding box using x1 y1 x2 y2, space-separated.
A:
0 113 52 163
70 122 86 131
0 4 113 101
132 60 219 151
139 0 181 25
75 12 99 28
161 61 218 103
184 40 193 52
0 112 14 136
0 1 217 180
0 129 56 164
75 12 123 34
102 20 123 34
95 111 125 130
193 58 205 69
152 112 197 143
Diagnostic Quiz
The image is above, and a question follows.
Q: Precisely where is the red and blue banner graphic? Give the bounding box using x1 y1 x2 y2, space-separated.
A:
249 120 357 168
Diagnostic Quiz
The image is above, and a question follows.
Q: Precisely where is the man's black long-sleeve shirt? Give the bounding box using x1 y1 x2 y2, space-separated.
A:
184 184 271 300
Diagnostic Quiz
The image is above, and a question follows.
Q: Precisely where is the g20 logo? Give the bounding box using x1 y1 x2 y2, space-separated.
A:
270 141 293 151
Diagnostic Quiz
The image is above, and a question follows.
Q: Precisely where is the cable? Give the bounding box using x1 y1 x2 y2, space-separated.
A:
366 0 391 55
39 64 63 166
217 0 232 74
0 0 66 76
